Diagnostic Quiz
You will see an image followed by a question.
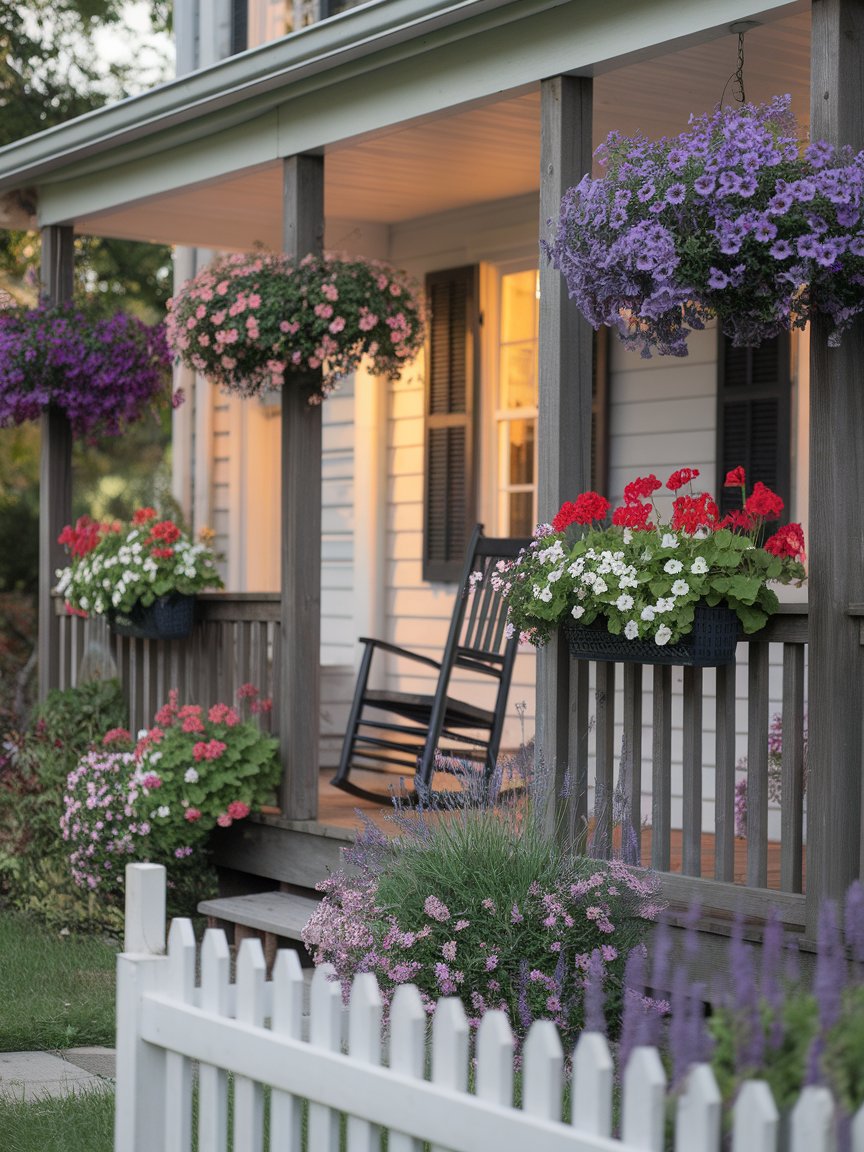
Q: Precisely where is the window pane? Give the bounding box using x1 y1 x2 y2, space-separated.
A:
501 269 538 344
509 492 534 538
508 418 535 487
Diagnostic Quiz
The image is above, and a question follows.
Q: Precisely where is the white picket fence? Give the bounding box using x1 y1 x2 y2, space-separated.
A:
117 863 853 1152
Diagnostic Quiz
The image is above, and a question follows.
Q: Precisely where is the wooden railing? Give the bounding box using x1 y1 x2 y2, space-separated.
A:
53 593 280 737
562 605 809 924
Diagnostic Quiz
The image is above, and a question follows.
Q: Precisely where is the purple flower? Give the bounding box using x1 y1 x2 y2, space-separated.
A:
423 895 451 922
770 239 793 260
767 191 795 216
637 181 656 203
753 217 778 242
665 183 686 205
693 174 716 196
707 267 730 290
805 140 835 168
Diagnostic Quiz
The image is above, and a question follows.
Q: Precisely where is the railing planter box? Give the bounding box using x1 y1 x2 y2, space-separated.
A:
563 603 739 667
108 592 195 641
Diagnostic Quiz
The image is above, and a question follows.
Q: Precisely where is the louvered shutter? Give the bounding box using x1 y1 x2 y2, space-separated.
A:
717 333 791 516
423 266 479 582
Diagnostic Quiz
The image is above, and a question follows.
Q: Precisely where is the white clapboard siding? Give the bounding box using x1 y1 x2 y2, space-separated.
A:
118 864 859 1152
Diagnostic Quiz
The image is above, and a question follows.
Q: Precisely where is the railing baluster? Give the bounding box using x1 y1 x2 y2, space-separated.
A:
714 661 737 882
747 642 770 889
682 666 703 877
781 643 806 894
569 658 590 847
622 664 643 862
651 664 672 872
594 662 615 858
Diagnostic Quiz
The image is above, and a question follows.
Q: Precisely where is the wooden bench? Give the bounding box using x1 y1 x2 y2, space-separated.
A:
198 891 320 971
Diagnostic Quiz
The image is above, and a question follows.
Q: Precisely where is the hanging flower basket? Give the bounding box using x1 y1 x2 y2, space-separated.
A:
0 302 175 437
544 95 864 356
564 602 739 667
166 251 425 403
108 592 196 641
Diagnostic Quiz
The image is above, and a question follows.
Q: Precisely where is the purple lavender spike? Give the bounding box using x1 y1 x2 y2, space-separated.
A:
517 960 533 1032
729 912 762 1073
583 948 607 1035
668 962 693 1086
814 899 843 1034
761 907 786 1049
619 946 646 1075
804 1033 824 1087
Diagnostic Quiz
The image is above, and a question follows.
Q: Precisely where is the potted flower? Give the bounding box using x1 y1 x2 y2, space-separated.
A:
544 95 864 356
0 301 177 437
494 467 805 666
166 251 425 402
55 507 223 639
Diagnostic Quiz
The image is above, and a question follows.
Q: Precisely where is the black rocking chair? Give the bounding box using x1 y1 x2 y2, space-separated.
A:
331 525 530 803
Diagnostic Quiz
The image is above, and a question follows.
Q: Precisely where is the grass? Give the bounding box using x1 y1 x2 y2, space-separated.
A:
0 909 117 1051
0 1088 114 1152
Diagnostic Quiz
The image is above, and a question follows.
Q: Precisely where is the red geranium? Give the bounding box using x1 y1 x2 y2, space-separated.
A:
745 481 784 521
671 492 719 534
666 467 700 492
623 474 661 503
764 522 806 563
718 509 755 532
724 467 747 488
552 491 610 531
612 501 653 530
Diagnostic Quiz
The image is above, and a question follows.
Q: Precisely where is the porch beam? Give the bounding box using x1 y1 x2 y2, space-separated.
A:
536 74 593 835
279 154 324 820
38 225 75 700
806 0 864 932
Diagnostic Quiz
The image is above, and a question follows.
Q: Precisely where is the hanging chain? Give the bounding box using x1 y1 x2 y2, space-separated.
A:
733 31 747 104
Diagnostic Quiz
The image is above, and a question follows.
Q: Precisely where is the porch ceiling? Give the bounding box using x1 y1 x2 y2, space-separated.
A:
74 8 810 250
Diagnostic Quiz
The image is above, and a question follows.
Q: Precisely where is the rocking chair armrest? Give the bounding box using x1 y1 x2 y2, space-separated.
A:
357 637 442 672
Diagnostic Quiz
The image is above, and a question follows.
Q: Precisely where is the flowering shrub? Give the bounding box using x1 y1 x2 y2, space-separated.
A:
544 95 864 356
0 302 177 437
55 506 223 617
166 251 425 402
302 777 661 1049
60 686 278 896
496 466 805 647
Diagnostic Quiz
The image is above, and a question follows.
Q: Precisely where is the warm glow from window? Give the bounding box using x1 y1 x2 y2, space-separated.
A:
497 269 539 536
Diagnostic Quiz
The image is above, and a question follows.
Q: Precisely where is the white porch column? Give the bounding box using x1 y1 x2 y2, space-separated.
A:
806 0 864 933
536 75 593 838
279 154 324 819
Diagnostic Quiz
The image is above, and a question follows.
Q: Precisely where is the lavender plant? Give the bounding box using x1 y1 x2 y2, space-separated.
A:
302 757 662 1049
544 95 864 356
0 303 175 438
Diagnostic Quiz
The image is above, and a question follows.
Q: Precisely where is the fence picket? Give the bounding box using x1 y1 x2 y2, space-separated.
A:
233 939 266 1152
675 1064 721 1152
346 972 383 1152
269 948 305 1151
790 1086 835 1152
198 929 230 1152
430 997 469 1152
387 983 426 1152
475 1011 514 1107
163 920 195 1152
571 1031 612 1137
622 1047 666 1152
522 1020 563 1122
733 1081 778 1152
853 1101 864 1152
308 963 343 1152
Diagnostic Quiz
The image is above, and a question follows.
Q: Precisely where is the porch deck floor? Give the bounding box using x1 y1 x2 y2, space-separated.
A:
314 772 799 892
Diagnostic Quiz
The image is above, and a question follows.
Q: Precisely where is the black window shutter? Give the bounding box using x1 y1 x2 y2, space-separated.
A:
716 333 791 517
230 0 248 54
423 266 479 582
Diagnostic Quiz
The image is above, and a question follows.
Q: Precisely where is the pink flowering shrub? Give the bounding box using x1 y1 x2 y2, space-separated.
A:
61 686 279 900
303 785 661 1050
166 251 425 403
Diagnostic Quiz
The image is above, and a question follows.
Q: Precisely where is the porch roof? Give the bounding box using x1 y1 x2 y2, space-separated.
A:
0 0 807 246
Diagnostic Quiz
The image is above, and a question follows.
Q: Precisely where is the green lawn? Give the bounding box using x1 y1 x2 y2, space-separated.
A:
0 1088 114 1152
0 910 117 1051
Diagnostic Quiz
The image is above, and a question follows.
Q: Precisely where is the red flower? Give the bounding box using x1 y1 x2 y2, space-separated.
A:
216 813 233 828
671 493 719 534
717 509 755 533
132 507 158 525
764 522 806 563
612 502 652 530
666 467 700 492
724 466 747 488
102 727 131 745
552 492 610 531
623 474 661 504
745 481 784 521
151 547 175 560
148 520 182 545
227 801 250 820
184 807 202 822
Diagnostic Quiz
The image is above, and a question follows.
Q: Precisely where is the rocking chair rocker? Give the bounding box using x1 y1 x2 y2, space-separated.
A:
331 525 529 803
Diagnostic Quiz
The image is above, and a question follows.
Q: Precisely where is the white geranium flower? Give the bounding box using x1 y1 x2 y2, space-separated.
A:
547 567 564 583
672 580 690 597
593 577 608 594
624 620 639 639
655 625 672 646
661 533 679 549
640 606 656 622
622 529 633 544
655 597 673 613
184 767 199 783
534 585 553 603
691 557 709 574
663 559 683 575
571 605 585 620
616 593 634 611
157 805 170 818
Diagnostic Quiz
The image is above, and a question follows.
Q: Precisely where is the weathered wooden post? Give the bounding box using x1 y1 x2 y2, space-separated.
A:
279 155 324 819
537 75 594 839
806 0 864 933
38 224 75 700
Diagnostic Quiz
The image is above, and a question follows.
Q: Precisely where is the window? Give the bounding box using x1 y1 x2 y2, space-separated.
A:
716 333 791 516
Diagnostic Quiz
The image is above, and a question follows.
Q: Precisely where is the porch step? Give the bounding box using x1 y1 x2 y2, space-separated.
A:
198 891 320 942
